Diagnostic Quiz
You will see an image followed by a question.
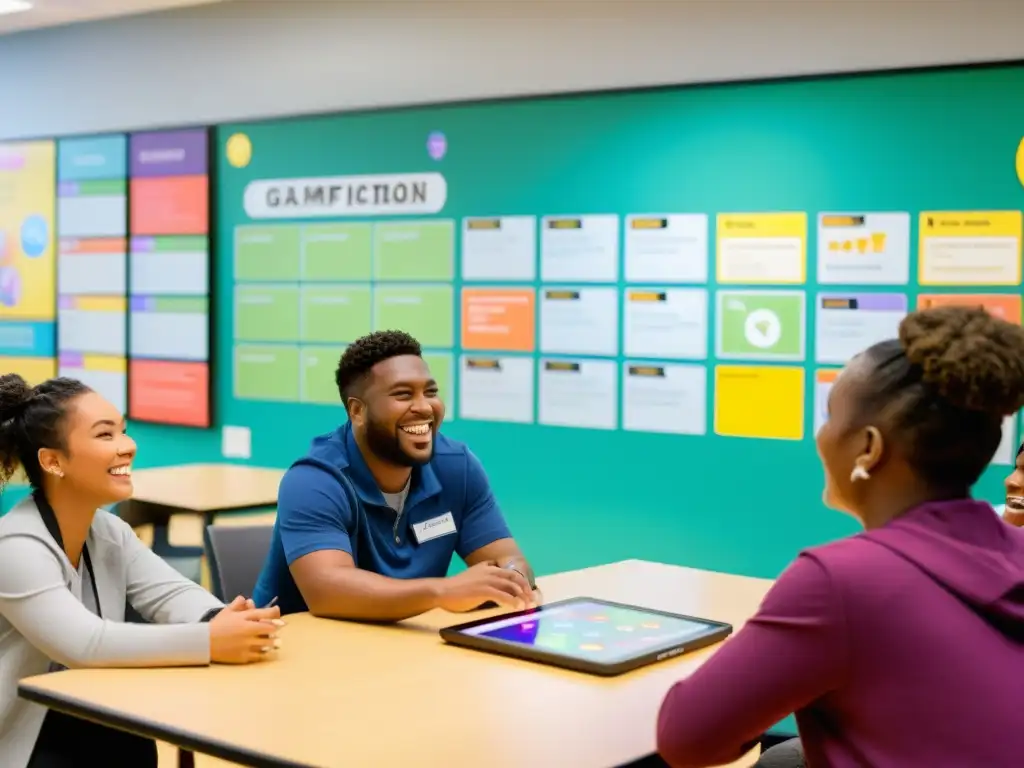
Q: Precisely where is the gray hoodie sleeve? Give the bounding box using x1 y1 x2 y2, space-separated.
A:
0 534 213 669
116 516 225 624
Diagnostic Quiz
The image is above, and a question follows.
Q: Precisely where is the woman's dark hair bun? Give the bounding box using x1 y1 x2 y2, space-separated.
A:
0 373 33 423
899 305 1024 416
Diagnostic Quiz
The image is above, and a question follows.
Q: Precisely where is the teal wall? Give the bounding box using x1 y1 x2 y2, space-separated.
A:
7 66 1023 590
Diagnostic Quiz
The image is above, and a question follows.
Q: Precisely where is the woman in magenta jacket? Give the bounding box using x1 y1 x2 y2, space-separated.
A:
656 306 1024 768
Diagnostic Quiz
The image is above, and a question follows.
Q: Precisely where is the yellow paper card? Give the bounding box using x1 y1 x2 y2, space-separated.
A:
714 365 804 440
918 210 1022 286
716 212 807 284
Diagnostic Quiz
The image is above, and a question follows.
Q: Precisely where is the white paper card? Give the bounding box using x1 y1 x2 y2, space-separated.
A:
461 216 537 282
814 293 907 364
539 358 617 430
817 212 911 285
622 362 707 435
459 356 535 423
540 214 619 283
540 286 618 356
624 287 707 360
624 213 708 283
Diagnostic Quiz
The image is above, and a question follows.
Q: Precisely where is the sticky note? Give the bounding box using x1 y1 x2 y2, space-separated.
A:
714 365 804 440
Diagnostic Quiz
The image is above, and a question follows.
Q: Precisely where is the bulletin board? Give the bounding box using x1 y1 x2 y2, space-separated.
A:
56 134 129 411
0 140 57 384
127 128 213 428
215 64 1024 579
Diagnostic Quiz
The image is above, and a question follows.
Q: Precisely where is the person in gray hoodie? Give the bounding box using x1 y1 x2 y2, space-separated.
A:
0 374 283 768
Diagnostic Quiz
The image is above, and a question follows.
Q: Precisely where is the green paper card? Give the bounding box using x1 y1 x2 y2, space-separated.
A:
301 346 344 404
302 223 372 281
374 220 455 281
716 290 806 361
234 345 300 401
300 285 372 344
235 285 300 342
373 284 454 348
235 225 301 282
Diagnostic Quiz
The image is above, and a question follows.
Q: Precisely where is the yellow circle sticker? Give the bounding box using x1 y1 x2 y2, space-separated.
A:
1017 137 1024 189
226 133 252 168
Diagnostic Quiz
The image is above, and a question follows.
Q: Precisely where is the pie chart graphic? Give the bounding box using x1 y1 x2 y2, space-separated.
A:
0 266 22 308
744 308 782 349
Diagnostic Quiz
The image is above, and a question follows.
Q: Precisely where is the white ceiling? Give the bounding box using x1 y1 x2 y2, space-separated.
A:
0 0 226 34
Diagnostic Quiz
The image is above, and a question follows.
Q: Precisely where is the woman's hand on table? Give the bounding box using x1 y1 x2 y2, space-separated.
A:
209 597 285 664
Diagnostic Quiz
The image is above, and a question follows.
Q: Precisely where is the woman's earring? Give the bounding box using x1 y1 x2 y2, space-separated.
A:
850 465 870 482
49 468 64 479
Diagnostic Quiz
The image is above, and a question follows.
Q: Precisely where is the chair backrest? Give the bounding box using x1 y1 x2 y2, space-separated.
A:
203 524 274 602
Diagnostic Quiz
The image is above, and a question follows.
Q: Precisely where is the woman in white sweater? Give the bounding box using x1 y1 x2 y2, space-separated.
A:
0 374 283 768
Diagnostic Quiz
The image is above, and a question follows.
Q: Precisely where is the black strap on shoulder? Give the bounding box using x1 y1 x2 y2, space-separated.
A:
33 490 103 619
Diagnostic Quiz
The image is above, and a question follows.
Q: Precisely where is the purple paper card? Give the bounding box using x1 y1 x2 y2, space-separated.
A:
130 129 207 178
57 181 79 197
58 296 75 310
130 296 152 312
131 236 155 252
820 293 906 312
59 352 84 368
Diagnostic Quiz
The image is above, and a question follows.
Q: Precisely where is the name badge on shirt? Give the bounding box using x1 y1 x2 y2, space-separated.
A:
412 512 457 544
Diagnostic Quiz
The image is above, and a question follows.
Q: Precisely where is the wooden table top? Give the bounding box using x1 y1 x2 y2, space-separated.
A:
20 559 774 768
129 464 285 513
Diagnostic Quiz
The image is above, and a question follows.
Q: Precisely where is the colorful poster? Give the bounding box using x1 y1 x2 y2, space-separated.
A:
714 365 805 440
128 128 212 427
0 140 57 383
716 212 807 284
817 212 910 285
716 290 806 361
919 211 1022 286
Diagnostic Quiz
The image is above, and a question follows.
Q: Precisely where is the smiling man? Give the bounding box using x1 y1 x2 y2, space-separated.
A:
252 330 536 620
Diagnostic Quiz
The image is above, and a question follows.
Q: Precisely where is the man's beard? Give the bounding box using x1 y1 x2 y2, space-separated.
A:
364 417 433 467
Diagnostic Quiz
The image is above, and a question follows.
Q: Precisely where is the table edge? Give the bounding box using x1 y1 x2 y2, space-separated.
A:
18 682 311 768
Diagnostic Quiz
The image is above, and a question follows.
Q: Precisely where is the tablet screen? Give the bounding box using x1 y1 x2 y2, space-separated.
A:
458 599 717 664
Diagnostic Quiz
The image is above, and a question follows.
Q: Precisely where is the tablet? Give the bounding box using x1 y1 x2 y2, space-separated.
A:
439 597 733 676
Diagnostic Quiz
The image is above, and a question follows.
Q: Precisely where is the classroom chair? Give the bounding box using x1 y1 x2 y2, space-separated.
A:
203 524 274 601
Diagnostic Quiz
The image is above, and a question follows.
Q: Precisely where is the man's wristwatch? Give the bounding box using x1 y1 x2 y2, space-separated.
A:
503 561 533 589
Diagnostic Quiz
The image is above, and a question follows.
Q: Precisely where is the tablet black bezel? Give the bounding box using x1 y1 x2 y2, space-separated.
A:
439 596 733 677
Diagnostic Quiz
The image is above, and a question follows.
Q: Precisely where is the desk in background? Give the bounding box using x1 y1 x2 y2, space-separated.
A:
20 560 773 768
121 464 284 559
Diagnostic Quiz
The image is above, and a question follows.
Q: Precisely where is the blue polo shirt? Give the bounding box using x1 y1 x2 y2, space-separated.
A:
252 423 512 615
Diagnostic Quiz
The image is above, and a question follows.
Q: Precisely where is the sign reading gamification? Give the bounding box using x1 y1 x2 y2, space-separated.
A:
243 172 448 219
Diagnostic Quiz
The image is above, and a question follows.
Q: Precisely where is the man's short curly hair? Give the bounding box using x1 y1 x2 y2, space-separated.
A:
335 330 422 403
